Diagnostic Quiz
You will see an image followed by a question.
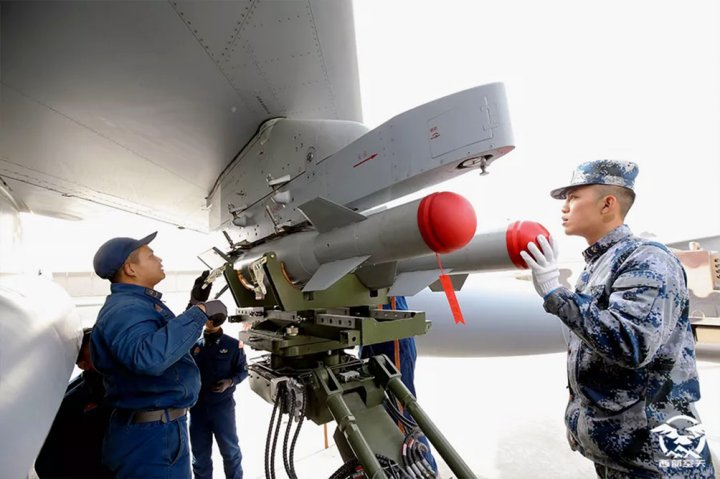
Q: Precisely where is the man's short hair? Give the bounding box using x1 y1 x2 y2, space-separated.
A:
110 248 142 283
595 185 636 218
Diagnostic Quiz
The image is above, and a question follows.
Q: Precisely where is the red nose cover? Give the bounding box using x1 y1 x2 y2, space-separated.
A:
506 221 551 269
417 192 477 254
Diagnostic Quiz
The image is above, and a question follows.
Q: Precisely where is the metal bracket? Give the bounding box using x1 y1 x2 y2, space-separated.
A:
249 256 268 299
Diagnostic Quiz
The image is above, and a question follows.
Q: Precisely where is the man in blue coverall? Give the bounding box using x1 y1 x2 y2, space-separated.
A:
521 160 715 478
359 295 437 472
189 306 248 479
90 232 227 479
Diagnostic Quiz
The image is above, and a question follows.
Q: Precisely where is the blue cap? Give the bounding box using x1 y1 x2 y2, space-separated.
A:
93 232 157 280
550 159 639 199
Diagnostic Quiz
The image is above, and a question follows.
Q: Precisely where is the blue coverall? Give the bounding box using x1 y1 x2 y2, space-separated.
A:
91 283 208 479
359 296 437 472
190 329 248 479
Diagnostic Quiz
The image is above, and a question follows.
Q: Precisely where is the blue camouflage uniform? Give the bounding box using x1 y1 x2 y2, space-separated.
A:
544 225 715 478
91 283 208 479
190 329 248 479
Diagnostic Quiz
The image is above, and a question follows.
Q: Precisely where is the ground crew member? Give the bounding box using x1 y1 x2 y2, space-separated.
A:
189 306 247 479
521 160 715 478
90 232 227 479
36 328 112 478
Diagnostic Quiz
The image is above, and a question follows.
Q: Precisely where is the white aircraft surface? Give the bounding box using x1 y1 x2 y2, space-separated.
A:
1 1 719 477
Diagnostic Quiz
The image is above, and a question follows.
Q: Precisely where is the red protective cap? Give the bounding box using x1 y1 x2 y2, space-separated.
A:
506 221 551 269
417 192 477 254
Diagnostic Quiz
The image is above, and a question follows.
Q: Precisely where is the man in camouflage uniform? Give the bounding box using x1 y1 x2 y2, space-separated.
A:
521 159 715 478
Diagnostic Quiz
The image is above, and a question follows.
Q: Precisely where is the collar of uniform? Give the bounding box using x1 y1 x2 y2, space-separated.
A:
110 282 163 300
203 328 223 342
582 224 632 263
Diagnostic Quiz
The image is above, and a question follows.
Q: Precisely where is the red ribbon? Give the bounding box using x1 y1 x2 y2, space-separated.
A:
436 253 465 325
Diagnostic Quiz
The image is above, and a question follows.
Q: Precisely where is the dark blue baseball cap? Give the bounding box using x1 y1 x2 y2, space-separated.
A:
93 232 157 280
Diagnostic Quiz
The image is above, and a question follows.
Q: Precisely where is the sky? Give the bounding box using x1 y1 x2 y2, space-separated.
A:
353 0 720 260
18 0 720 272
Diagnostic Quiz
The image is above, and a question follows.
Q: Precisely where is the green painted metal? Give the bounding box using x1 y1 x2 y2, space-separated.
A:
371 356 477 479
326 390 388 479
227 253 391 310
239 309 429 359
225 251 473 478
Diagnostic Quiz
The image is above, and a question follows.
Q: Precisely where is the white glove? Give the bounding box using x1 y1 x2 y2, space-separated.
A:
519 235 561 298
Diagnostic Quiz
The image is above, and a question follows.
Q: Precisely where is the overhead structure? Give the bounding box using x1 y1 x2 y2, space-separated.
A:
0 2 556 477
1 1 362 229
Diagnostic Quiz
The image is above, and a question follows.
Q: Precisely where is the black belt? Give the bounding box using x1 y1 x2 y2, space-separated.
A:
130 407 187 424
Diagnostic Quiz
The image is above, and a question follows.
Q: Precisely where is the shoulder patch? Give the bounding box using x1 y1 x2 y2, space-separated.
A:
144 288 163 299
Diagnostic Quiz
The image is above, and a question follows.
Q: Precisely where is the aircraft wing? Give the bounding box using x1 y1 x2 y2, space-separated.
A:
0 1 361 231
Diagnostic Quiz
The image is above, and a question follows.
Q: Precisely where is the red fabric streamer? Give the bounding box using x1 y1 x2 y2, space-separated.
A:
435 253 465 325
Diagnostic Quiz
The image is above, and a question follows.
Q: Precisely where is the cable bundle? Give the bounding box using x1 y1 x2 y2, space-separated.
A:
264 381 306 479
401 430 436 478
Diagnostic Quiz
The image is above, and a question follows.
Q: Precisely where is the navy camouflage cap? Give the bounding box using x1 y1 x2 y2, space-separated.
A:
550 159 639 199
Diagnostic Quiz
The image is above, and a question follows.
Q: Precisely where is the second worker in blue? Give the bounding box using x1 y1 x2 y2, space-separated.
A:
189 303 248 479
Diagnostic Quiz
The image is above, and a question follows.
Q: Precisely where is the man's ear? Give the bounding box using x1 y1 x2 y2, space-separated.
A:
602 195 617 212
122 261 137 278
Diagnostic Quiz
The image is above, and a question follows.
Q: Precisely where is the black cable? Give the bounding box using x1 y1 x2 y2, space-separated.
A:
384 398 417 429
328 458 357 479
265 384 283 479
376 454 405 479
282 388 296 479
392 462 413 479
385 391 417 428
288 389 306 478
270 384 286 479
401 430 413 472
410 446 425 479
414 440 435 479
402 429 430 479
408 431 436 479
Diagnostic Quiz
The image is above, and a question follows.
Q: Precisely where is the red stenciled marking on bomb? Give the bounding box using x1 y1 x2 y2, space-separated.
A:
352 153 378 168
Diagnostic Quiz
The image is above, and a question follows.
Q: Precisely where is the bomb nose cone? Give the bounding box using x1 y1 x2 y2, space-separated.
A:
417 192 477 253
506 221 551 269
